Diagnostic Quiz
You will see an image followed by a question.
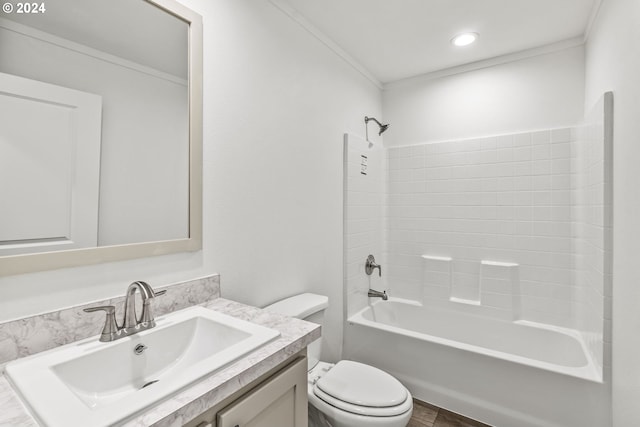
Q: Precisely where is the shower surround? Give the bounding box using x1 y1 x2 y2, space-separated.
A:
342 93 612 427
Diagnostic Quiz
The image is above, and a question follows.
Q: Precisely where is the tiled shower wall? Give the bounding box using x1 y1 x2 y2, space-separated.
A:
344 97 612 373
344 134 385 318
573 93 613 374
386 128 578 327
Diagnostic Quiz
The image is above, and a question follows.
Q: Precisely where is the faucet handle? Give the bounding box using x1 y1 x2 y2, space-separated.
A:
140 289 166 325
365 254 382 277
83 305 115 314
83 305 119 342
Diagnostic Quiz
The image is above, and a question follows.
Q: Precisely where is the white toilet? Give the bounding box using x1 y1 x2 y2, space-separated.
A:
264 293 413 427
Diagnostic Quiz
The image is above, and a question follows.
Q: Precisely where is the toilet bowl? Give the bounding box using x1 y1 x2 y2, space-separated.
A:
308 360 413 427
264 294 413 427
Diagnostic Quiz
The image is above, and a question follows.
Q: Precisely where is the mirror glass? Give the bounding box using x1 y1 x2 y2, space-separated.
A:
0 0 200 268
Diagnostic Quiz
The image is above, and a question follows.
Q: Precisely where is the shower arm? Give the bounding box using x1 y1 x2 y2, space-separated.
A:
365 116 383 127
365 116 390 140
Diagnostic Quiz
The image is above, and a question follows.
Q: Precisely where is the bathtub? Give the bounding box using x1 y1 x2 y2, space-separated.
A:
345 299 610 427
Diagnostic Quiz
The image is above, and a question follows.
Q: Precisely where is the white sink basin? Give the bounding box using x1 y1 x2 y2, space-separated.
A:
5 305 280 427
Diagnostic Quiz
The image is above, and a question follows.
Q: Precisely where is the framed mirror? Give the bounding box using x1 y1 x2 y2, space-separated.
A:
0 0 202 276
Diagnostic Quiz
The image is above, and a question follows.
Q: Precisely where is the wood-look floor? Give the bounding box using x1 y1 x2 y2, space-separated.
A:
409 399 493 427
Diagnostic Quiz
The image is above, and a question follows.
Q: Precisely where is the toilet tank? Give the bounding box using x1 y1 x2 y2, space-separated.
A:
263 293 329 370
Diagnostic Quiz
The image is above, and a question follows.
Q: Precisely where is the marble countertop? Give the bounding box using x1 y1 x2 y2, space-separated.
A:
0 298 320 427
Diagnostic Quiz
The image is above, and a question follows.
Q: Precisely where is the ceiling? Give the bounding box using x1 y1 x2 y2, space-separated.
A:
281 0 600 83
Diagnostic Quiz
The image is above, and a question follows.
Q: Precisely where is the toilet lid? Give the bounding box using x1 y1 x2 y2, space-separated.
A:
313 386 413 417
314 360 409 416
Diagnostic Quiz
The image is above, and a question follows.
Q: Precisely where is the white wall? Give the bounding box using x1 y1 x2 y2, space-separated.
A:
383 46 585 146
584 0 640 425
201 0 381 361
0 0 382 362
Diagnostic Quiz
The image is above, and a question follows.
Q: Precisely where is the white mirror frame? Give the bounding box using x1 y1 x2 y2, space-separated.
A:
0 0 203 277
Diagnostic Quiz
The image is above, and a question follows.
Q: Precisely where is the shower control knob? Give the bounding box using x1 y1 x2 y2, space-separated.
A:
365 254 382 277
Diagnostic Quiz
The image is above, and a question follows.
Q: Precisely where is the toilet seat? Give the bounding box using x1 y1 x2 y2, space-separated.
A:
313 361 412 417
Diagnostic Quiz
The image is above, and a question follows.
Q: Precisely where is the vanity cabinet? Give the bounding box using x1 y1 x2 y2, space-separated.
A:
186 353 308 427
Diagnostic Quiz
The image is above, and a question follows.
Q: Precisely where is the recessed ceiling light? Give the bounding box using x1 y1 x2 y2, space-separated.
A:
451 32 478 47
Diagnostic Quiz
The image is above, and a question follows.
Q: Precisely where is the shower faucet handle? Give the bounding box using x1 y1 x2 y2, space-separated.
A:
365 254 382 277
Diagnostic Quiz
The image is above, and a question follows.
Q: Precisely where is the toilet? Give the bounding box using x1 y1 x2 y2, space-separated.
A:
264 293 413 427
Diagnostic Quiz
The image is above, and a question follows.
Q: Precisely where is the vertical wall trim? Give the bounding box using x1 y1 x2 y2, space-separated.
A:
584 0 605 42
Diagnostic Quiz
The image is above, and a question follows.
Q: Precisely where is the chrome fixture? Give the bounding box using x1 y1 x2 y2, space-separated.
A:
83 281 166 342
366 255 387 300
368 289 388 300
365 116 390 135
134 344 147 355
365 254 382 277
364 116 390 141
123 281 163 328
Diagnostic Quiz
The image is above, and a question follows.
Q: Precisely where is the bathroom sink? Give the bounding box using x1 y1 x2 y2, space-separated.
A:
5 305 280 427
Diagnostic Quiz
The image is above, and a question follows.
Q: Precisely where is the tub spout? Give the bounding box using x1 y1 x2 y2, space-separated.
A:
368 289 388 300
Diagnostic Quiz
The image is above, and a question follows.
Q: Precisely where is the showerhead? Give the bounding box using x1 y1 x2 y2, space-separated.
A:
365 116 390 136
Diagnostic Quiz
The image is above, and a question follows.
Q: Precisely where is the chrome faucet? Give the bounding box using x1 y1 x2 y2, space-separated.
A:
83 281 166 342
123 281 162 329
365 254 382 277
368 289 388 300
365 254 387 300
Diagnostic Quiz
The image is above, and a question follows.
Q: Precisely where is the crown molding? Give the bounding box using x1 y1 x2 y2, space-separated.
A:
268 0 383 90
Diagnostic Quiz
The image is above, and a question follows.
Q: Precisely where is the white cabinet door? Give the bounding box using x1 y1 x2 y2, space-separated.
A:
217 357 308 427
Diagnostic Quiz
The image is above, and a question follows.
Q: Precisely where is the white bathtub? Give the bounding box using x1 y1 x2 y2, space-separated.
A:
345 299 610 427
